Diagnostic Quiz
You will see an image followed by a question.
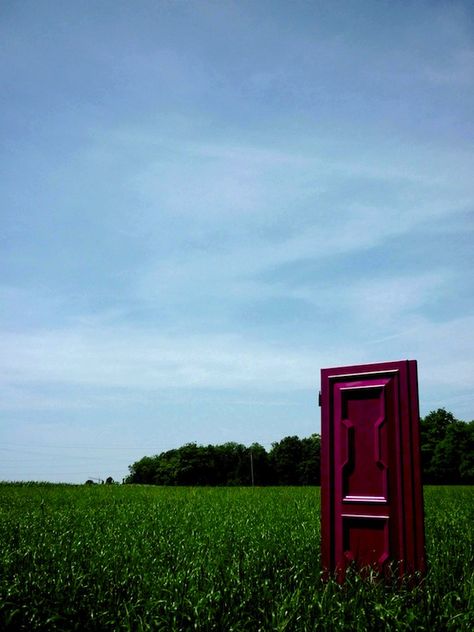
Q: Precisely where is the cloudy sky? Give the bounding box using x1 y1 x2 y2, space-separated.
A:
1 0 473 482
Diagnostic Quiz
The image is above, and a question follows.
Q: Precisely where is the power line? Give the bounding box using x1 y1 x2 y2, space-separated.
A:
0 451 131 461
0 443 164 451
0 439 278 452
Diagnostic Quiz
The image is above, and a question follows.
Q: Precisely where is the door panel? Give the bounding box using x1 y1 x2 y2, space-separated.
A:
343 516 389 568
339 385 388 502
321 360 425 580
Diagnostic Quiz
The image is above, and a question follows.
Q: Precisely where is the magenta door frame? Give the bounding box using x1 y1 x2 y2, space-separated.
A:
321 360 426 580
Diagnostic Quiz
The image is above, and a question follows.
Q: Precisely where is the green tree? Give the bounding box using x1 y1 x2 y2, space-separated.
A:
459 421 474 482
248 443 272 486
430 421 468 483
126 455 160 484
214 442 248 485
420 409 472 483
299 434 321 485
270 436 304 485
420 408 456 482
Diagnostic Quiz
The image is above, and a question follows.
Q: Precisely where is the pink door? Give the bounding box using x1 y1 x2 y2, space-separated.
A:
320 360 425 580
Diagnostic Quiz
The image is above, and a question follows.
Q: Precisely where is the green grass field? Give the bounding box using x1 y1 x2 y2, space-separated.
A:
0 485 472 631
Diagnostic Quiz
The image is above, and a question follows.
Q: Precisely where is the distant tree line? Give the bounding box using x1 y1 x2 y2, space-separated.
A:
420 409 473 483
126 435 321 486
126 409 473 486
85 477 116 485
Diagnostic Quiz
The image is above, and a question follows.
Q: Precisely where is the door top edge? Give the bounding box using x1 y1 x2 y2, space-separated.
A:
321 359 416 377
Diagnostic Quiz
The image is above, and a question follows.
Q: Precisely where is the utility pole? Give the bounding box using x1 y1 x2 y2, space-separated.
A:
250 449 255 487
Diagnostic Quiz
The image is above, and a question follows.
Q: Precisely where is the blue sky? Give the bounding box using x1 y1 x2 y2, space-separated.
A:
1 0 473 482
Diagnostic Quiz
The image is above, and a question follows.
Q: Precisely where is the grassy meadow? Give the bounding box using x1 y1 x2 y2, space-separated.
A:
0 484 472 631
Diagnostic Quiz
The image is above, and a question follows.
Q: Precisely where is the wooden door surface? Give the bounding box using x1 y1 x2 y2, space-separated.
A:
320 360 425 580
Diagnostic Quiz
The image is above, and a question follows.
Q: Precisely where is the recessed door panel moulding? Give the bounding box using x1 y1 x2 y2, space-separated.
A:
320 360 426 581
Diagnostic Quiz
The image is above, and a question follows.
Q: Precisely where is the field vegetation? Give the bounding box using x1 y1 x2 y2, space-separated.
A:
0 484 472 631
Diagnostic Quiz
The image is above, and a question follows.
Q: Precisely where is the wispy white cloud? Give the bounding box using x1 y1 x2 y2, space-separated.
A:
120 132 473 249
1 310 473 411
328 273 451 328
0 326 322 396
